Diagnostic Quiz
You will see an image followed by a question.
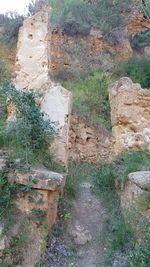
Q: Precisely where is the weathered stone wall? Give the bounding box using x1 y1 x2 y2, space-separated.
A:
118 171 150 235
50 29 132 79
14 10 72 166
14 10 50 90
109 77 150 154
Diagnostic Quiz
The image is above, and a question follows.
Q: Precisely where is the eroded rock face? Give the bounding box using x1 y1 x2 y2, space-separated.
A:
14 10 50 90
50 1 150 79
41 84 72 166
14 10 72 166
109 77 150 154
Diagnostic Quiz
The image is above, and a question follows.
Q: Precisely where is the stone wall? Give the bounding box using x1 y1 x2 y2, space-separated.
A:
14 10 72 166
109 77 150 154
118 171 150 236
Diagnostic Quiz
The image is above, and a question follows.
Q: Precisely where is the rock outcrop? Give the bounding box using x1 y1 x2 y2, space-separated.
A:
14 10 72 166
109 77 150 154
9 167 65 228
119 171 150 235
50 1 150 79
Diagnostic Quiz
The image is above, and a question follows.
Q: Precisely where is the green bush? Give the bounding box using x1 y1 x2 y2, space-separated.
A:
50 0 129 40
0 60 10 85
64 71 113 130
0 81 56 166
0 12 24 43
128 224 150 267
130 29 150 49
117 55 150 88
96 151 150 188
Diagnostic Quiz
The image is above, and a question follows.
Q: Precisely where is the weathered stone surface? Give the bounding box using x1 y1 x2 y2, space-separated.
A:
69 114 112 163
41 83 72 166
8 167 65 230
14 10 72 166
128 171 150 191
16 189 59 227
14 10 50 90
109 77 150 154
9 167 66 191
119 171 150 231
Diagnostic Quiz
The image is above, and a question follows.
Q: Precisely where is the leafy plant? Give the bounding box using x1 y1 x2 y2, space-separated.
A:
140 0 150 21
117 55 150 88
0 171 19 218
0 12 24 44
0 81 56 166
0 60 10 85
130 29 150 49
128 224 150 267
63 71 113 130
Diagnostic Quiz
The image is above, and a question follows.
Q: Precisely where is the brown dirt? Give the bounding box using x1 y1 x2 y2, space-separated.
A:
43 116 113 267
43 181 107 267
69 114 112 163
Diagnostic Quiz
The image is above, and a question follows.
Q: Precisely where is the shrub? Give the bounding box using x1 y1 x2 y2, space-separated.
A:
63 71 113 130
117 55 150 88
130 29 150 49
50 0 92 36
0 12 24 43
95 150 150 193
50 0 129 40
128 223 150 267
0 81 56 166
0 60 10 85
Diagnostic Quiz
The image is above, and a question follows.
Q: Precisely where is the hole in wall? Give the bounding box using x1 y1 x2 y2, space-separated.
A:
28 34 33 39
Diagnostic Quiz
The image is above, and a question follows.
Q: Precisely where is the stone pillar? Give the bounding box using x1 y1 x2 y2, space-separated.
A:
9 167 66 229
109 77 150 154
14 10 72 166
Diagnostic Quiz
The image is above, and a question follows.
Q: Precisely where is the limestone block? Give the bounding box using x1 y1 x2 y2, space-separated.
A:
41 84 72 166
128 171 150 191
119 171 150 223
16 189 59 227
14 10 50 90
9 167 66 191
109 77 150 154
9 167 65 229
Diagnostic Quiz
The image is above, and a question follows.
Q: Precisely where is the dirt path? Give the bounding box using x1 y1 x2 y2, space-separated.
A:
43 179 107 267
43 115 113 267
67 181 106 267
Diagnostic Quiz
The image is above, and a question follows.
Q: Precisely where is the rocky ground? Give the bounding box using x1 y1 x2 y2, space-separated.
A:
42 116 126 267
43 181 107 267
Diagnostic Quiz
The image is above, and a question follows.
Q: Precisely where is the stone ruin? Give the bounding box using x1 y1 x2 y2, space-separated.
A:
14 9 72 167
109 77 150 154
109 77 150 235
0 9 72 267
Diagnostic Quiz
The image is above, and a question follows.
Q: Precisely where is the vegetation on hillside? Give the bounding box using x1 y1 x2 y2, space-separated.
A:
63 71 113 130
0 12 24 44
117 55 150 88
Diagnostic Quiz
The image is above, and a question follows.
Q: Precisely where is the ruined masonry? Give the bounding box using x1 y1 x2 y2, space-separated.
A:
14 10 72 166
109 77 150 154
0 10 71 267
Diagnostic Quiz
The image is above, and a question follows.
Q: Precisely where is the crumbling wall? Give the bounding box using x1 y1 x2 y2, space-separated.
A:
109 77 150 154
14 10 72 166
